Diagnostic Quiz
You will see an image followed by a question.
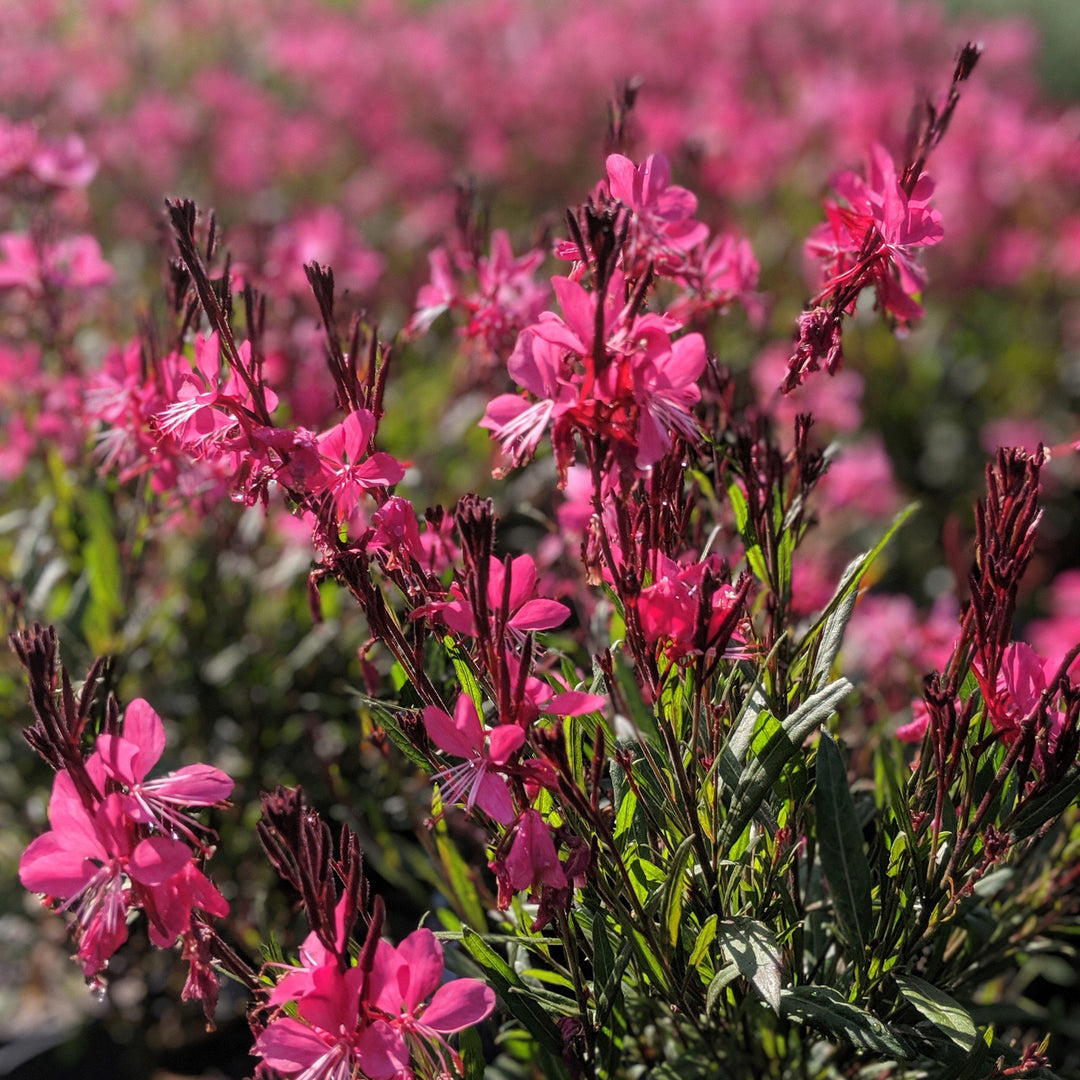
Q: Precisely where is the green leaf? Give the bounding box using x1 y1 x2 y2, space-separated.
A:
350 692 430 769
727 481 769 582
895 973 978 1053
781 986 912 1058
706 963 740 1018
717 678 852 854
611 650 660 743
432 788 488 929
815 733 874 953
717 917 782 1012
80 488 123 650
811 585 857 689
445 635 483 712
661 837 696 947
458 1025 486 1080
593 918 630 1080
461 928 565 1057
648 1054 716 1080
688 914 718 970
1008 766 1080 840
797 504 918 663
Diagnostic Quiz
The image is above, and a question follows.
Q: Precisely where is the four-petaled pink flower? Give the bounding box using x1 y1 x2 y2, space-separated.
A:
371 928 496 1052
92 697 234 848
806 143 943 322
313 408 406 521
424 554 570 642
423 693 524 823
638 554 744 660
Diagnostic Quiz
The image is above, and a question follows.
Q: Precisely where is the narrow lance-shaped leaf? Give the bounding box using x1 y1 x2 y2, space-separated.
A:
717 917 782 1013
815 732 874 953
717 678 852 854
1007 766 1080 840
796 503 918 666
461 927 565 1058
661 837 696 947
895 973 978 1053
781 986 912 1058
593 916 630 1080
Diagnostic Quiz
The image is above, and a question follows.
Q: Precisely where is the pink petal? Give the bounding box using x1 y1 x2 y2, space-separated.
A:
95 734 142 788
546 691 606 716
256 1017 333 1072
474 772 515 824
421 978 497 1033
19 833 96 897
605 153 636 204
510 598 570 632
352 451 406 488
355 1019 411 1080
193 332 221 386
487 724 525 766
638 153 672 206
551 276 596 352
665 333 708 387
300 963 362 1033
177 862 229 918
424 694 484 758
46 771 106 859
504 554 538 613
128 836 192 885
370 938 407 1014
121 698 167 777
395 928 445 1012
144 763 234 804
341 409 376 461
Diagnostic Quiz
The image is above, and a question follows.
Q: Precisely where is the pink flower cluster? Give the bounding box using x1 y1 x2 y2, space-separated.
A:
259 918 494 1080
481 154 724 480
19 699 232 997
806 143 944 323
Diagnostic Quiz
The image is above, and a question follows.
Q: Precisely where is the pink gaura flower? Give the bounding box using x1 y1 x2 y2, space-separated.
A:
423 694 524 823
977 642 1049 739
18 773 209 975
92 697 233 847
371 928 496 1045
313 408 406 521
422 554 570 642
155 334 278 451
606 152 708 272
257 963 409 1080
501 810 568 898
806 143 943 322
480 328 577 471
630 326 706 468
369 495 424 570
637 554 745 661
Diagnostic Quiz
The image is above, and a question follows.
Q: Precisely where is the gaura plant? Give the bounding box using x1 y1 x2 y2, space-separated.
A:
11 42 1080 1080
